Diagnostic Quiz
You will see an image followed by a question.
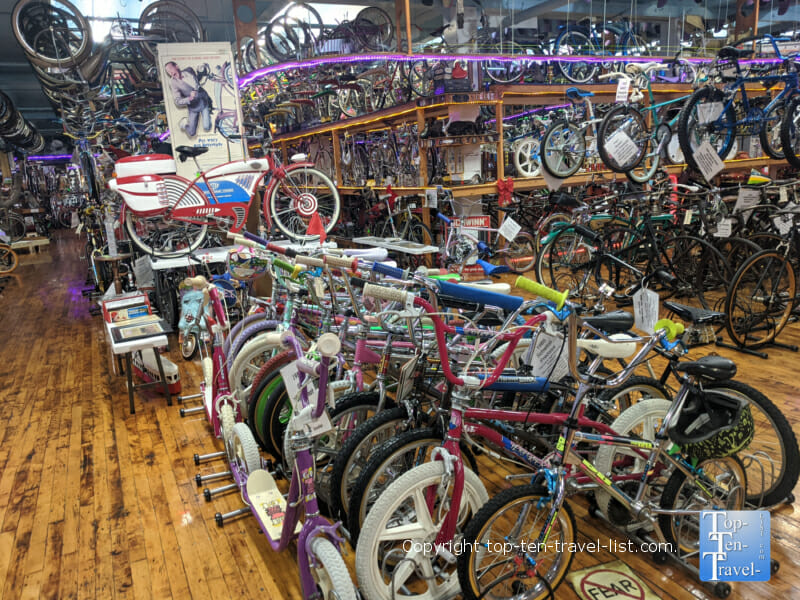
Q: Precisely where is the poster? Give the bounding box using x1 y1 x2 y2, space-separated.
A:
157 42 245 178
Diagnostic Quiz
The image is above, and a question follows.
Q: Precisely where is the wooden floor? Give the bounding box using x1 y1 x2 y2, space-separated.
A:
0 230 798 600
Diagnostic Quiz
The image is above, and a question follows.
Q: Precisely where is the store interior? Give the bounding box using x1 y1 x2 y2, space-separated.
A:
0 0 799 599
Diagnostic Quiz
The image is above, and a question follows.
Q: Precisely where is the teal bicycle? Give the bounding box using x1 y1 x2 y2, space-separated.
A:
597 62 695 183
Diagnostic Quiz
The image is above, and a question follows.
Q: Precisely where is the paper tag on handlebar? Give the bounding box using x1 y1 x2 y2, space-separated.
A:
780 186 789 205
633 287 659 333
606 130 640 168
395 355 420 402
734 188 760 213
292 406 333 436
280 361 302 406
683 209 693 225
772 210 794 235
694 141 725 182
498 216 521 242
615 78 630 102
312 277 325 298
713 217 733 238
526 331 569 381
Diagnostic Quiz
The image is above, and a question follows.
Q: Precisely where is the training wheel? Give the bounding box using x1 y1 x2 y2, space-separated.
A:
203 488 212 502
215 513 224 527
652 550 669 565
713 582 731 598
195 474 203 487
771 559 780 574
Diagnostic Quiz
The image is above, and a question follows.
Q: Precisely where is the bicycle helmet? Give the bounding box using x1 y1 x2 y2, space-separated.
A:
668 389 754 459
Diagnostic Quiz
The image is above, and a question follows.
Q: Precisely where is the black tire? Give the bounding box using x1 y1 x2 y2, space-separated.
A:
154 271 179 328
554 28 599 83
248 368 288 453
760 98 786 159
535 227 600 304
457 484 576 600
541 119 586 179
346 427 479 543
678 86 737 171
666 235 732 309
658 455 746 559
724 249 795 348
587 375 671 422
780 95 800 168
597 104 649 172
502 231 537 273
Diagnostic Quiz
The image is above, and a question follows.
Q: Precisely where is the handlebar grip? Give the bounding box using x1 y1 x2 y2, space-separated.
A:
323 255 357 269
273 258 298 276
295 255 325 268
436 212 451 224
654 319 685 341
477 241 490 253
349 276 367 288
316 332 341 358
363 283 409 304
229 233 254 247
373 262 407 279
514 277 568 310
242 231 270 246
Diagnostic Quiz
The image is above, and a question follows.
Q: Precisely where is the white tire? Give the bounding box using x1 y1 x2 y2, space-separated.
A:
228 335 282 401
231 422 261 475
308 537 358 600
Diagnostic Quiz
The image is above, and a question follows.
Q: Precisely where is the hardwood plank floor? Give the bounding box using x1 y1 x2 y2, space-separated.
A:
0 230 797 599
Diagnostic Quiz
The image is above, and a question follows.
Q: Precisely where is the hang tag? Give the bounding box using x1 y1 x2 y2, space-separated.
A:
541 167 564 191
772 213 793 235
312 277 325 298
694 141 725 182
697 102 723 124
713 217 733 238
280 362 301 406
683 209 693 225
498 216 521 242
615 78 630 102
71 211 79 228
733 188 760 213
633 287 660 334
75 222 83 235
606 130 640 167
527 331 569 381
292 406 334 436
780 186 788 205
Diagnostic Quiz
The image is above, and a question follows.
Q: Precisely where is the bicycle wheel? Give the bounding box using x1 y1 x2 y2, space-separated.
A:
0 212 26 243
12 0 91 67
554 29 599 83
677 86 737 169
597 104 649 172
124 211 208 258
535 228 599 304
138 1 205 64
354 6 394 51
483 40 526 85
154 271 179 328
404 218 434 268
249 369 288 453
501 231 536 273
512 136 541 178
308 537 358 600
405 61 434 98
621 32 651 57
760 99 786 160
354 460 489 600
593 399 674 522
457 484 576 600
780 95 800 168
0 245 18 274
228 334 282 401
541 120 586 178
231 422 262 475
658 455 746 559
724 250 795 348
586 375 671 422
665 235 731 309
266 166 340 241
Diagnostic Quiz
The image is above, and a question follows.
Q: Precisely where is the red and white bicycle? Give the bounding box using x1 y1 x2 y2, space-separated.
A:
109 145 340 257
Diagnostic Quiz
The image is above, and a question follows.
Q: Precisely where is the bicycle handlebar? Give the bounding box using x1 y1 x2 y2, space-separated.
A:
514 277 568 309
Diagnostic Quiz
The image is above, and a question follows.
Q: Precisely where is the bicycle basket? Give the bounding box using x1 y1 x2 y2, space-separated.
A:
227 248 270 281
668 389 754 459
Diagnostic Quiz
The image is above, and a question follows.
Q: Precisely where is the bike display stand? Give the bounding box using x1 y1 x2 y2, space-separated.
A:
715 335 799 360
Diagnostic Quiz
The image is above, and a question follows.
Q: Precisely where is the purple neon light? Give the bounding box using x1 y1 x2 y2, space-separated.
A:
27 154 72 160
158 130 171 141
238 53 783 87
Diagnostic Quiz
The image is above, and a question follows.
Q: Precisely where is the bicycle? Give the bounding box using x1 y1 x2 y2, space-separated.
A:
110 144 340 256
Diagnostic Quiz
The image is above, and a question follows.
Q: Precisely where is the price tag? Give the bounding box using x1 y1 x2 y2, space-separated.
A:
713 217 733 238
606 130 640 167
292 406 334 436
633 287 660 334
683 209 693 225
426 189 438 209
70 211 79 228
733 188 761 213
395 355 419 402
772 213 793 235
694 141 725 182
697 102 723 124
615 77 631 102
312 277 325 298
780 186 788 205
498 216 521 242
75 222 83 235
527 331 569 381
280 361 302 407
541 167 564 192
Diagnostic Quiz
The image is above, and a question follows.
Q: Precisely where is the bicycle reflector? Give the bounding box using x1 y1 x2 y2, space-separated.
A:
157 181 169 206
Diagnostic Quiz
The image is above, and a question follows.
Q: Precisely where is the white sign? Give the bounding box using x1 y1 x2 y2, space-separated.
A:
683 209 693 225
633 287 660 334
157 42 245 178
697 102 724 124
542 167 564 191
733 188 761 213
498 216 521 242
694 141 725 182
606 130 640 167
772 211 794 235
615 78 631 102
713 217 733 238
527 331 569 381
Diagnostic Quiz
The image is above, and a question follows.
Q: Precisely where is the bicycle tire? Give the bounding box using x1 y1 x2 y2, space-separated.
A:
760 98 787 160
535 227 599 303
512 136 542 178
353 6 394 51
541 119 586 179
249 369 288 452
621 32 651 57
308 537 358 600
354 461 489 600
780 95 800 168
554 28 599 83
502 231 536 273
228 332 283 401
226 320 280 371
678 86 737 170
123 211 208 258
483 40 526 84
231 421 262 475
266 166 340 241
12 0 91 68
457 483 576 600
724 249 796 348
0 245 18 274
597 104 649 172
248 349 293 408
138 1 205 64
0 212 26 243
658 455 746 559
665 235 731 309
154 271 179 328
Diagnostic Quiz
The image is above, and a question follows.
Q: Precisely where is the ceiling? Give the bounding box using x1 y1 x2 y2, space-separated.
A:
1 0 799 144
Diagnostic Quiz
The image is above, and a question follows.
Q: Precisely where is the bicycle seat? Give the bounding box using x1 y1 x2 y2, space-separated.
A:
718 46 752 60
176 146 210 161
674 355 737 381
663 301 725 325
583 310 635 334
565 87 594 101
